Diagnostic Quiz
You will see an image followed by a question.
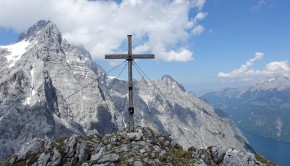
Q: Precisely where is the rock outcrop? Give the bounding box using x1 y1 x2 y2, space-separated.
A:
0 127 273 166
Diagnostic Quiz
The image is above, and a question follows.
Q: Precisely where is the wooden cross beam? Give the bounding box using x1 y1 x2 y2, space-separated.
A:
105 35 155 132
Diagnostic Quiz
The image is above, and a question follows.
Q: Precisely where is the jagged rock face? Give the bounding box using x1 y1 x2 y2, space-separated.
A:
202 76 290 142
0 127 269 166
101 75 251 151
0 20 105 160
0 20 249 160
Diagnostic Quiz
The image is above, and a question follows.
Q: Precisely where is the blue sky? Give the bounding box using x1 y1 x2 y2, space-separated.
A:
0 0 289 95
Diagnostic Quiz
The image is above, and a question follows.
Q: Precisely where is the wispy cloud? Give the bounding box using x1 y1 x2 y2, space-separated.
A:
252 0 273 12
217 52 290 78
0 0 208 62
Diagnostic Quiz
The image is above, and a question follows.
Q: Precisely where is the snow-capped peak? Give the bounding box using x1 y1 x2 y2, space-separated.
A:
0 40 33 68
251 75 290 91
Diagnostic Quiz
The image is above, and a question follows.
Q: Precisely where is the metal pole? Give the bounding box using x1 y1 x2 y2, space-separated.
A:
127 35 134 132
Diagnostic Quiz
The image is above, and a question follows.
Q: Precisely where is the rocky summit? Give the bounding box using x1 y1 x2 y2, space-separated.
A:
0 127 273 166
1 20 251 161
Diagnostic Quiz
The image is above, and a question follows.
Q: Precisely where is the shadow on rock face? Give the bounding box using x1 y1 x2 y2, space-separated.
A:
89 105 117 136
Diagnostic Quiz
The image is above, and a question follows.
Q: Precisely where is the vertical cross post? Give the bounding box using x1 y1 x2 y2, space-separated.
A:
127 35 134 131
105 35 154 132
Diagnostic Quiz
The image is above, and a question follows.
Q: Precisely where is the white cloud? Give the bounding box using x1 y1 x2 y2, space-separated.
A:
162 48 193 62
217 52 290 78
186 12 207 29
218 52 264 78
265 61 290 74
192 0 206 10
195 12 208 21
192 25 204 36
0 0 208 62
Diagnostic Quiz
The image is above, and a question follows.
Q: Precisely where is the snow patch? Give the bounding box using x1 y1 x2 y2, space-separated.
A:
0 40 31 68
23 97 31 105
141 111 144 124
122 112 127 128
23 66 36 106
268 78 276 82
32 90 36 96
31 66 36 96
108 76 117 79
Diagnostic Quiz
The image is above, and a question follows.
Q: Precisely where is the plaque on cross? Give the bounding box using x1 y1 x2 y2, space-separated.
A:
105 35 155 132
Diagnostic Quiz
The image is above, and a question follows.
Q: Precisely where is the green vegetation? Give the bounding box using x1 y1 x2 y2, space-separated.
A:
51 136 68 148
0 159 9 166
164 144 194 165
0 154 37 166
256 154 277 166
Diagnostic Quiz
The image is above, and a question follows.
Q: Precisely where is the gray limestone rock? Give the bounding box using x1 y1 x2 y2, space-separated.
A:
16 138 48 160
193 159 207 166
131 141 148 150
66 135 77 158
120 146 129 153
37 152 50 166
163 141 170 147
134 160 144 166
170 140 178 148
78 141 89 163
0 127 270 166
127 132 143 141
153 145 161 153
51 147 61 166
97 153 119 164
91 147 104 164
221 148 261 166
8 157 16 165
209 146 227 163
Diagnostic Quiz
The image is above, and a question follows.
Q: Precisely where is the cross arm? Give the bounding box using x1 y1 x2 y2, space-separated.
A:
105 54 155 59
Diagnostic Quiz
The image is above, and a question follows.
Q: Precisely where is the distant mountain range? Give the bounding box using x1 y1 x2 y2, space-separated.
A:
202 75 290 142
0 20 250 160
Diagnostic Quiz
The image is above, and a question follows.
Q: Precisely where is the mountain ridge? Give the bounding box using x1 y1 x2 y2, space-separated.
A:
0 20 251 161
202 75 290 142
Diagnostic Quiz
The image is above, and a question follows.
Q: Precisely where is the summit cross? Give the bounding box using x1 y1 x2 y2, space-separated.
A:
105 35 155 132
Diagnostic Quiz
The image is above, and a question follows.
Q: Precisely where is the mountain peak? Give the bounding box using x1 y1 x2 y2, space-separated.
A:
162 75 186 92
162 75 174 81
18 20 58 41
251 75 290 91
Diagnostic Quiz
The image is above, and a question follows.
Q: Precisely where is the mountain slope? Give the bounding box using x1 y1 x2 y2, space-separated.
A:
0 20 250 160
202 76 290 142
